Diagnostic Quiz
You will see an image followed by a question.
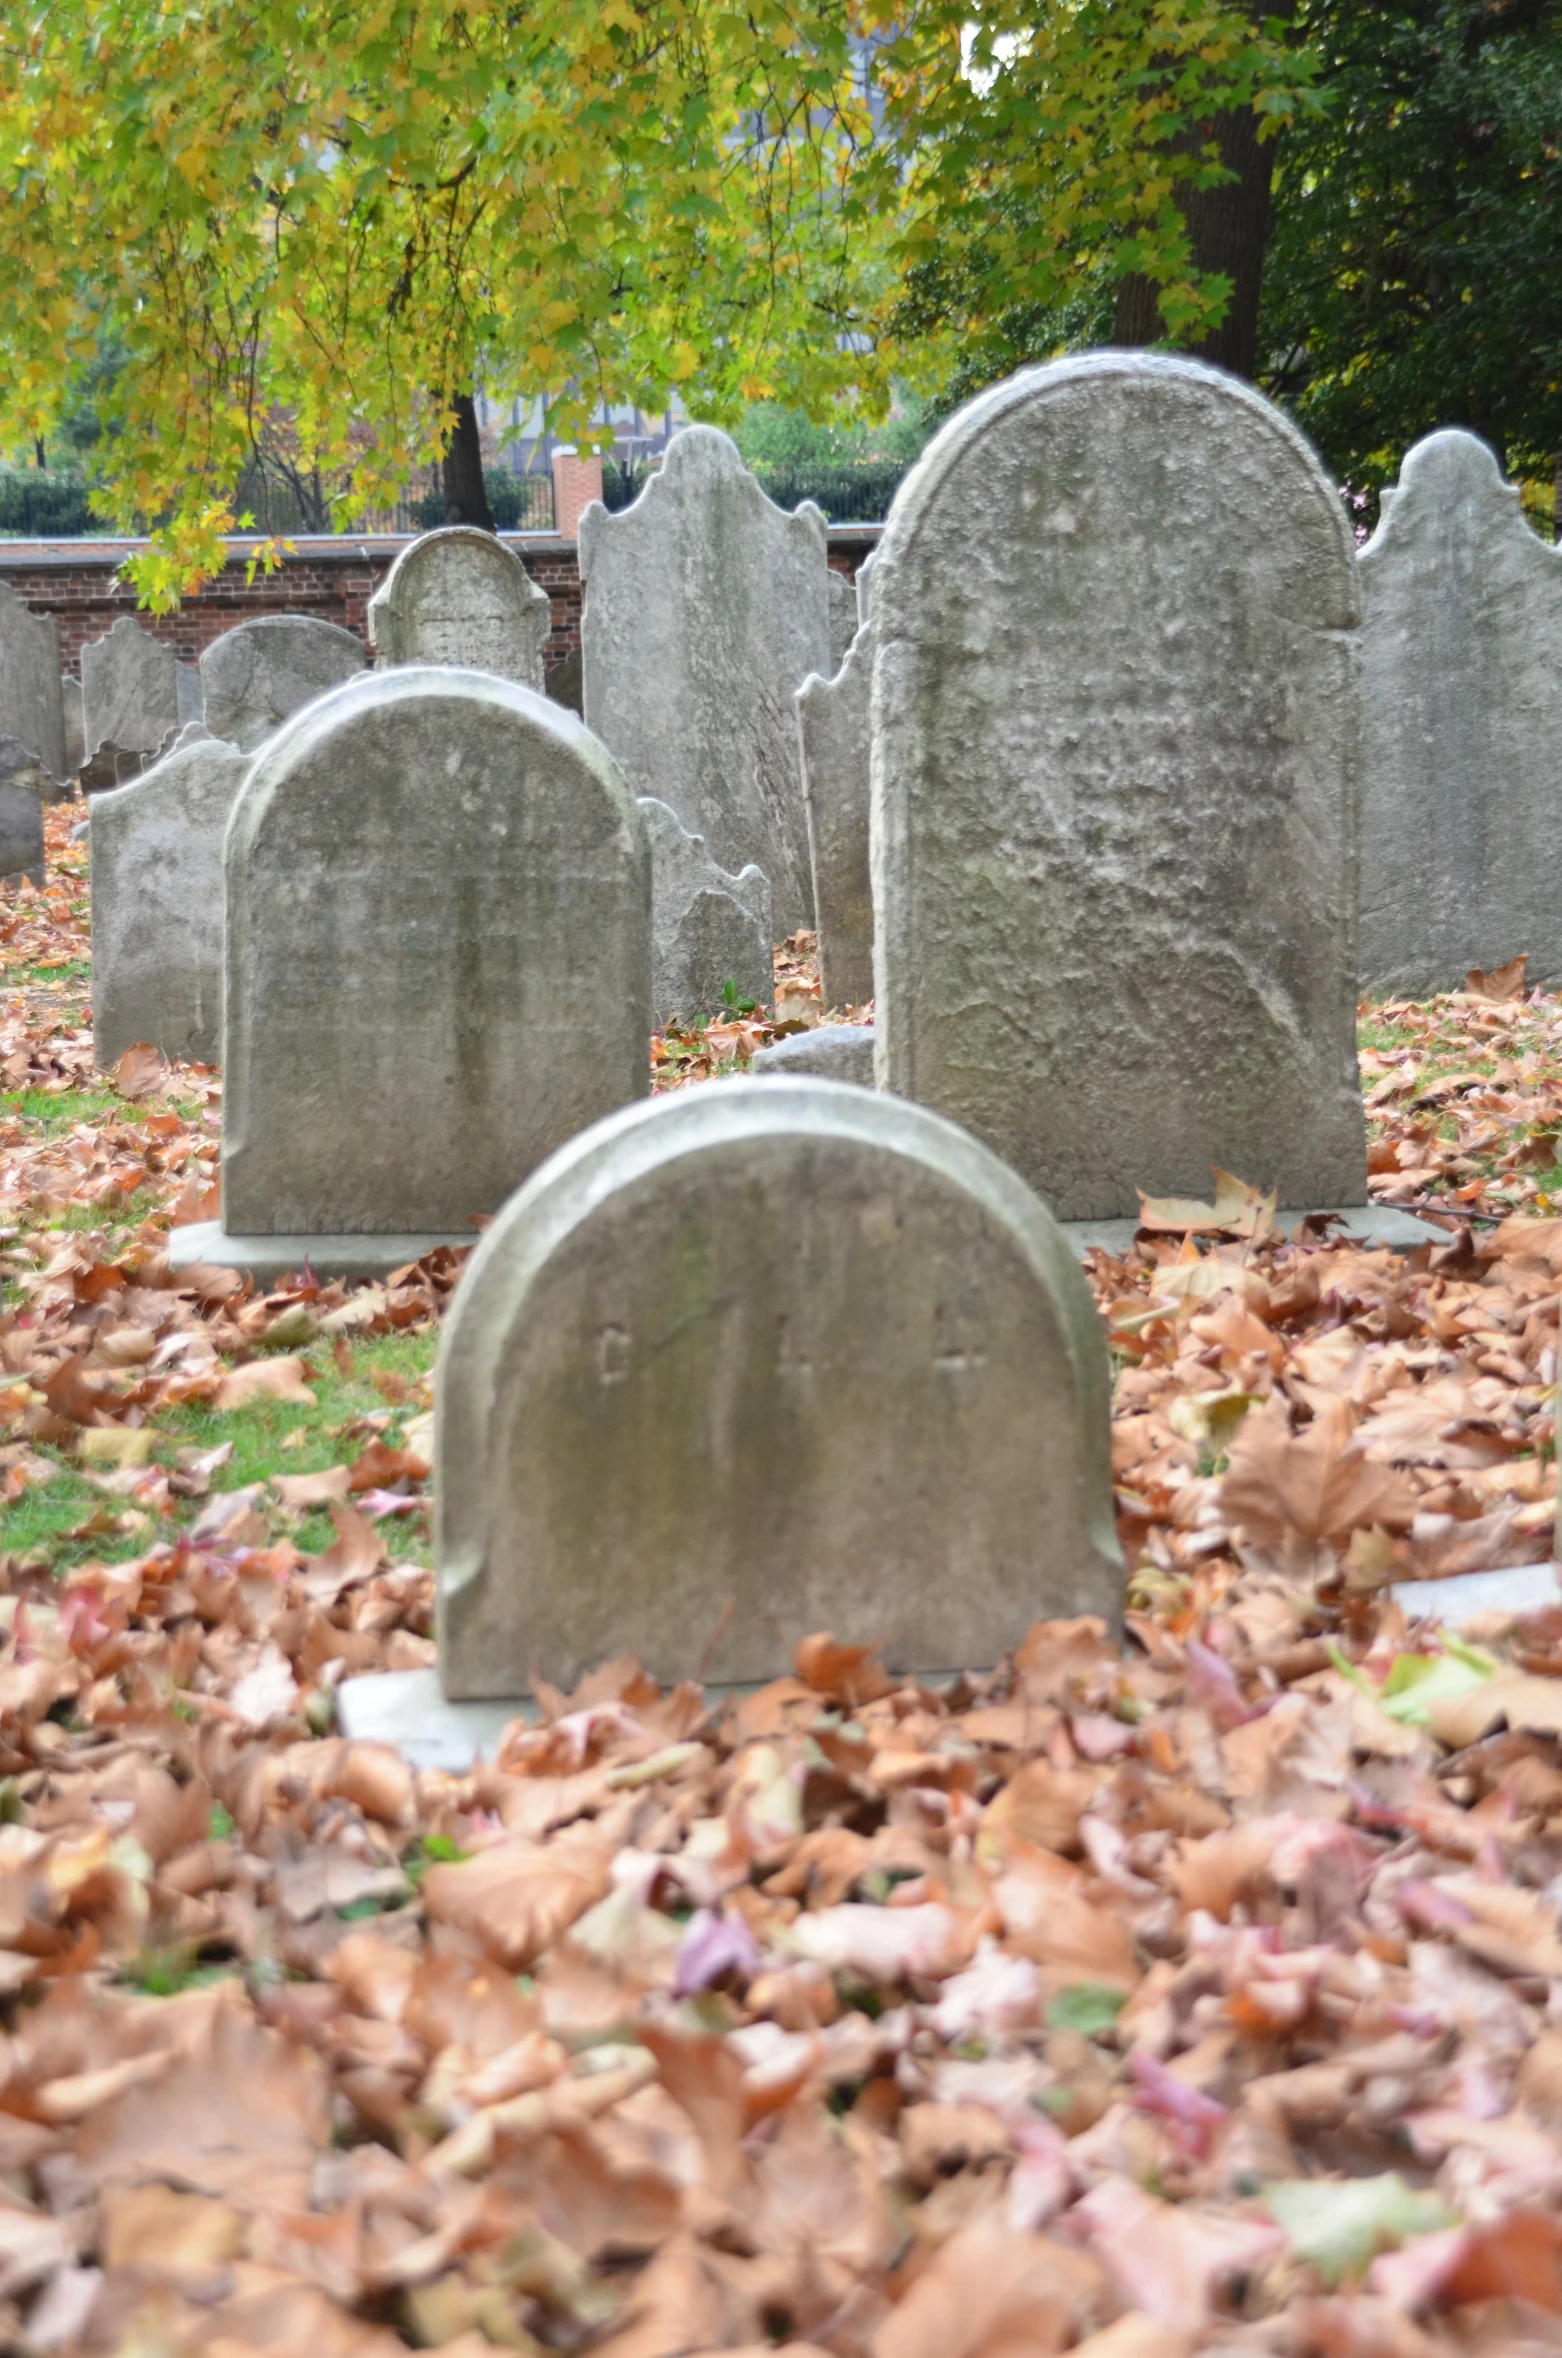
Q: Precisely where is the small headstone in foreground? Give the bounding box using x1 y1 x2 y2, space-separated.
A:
578 426 831 936
219 667 649 1239
91 733 249 1068
797 612 874 1010
368 526 551 687
435 1076 1120 1693
873 352 1368 1220
0 588 67 782
638 796 771 1026
1359 430 1562 993
81 615 179 760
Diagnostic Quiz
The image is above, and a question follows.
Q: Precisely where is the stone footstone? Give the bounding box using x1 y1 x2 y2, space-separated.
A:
435 1075 1121 1696
168 1221 472 1286
0 586 66 783
200 614 365 752
639 795 771 1025
368 526 551 686
1058 1203 1445 1262
750 1024 876 1085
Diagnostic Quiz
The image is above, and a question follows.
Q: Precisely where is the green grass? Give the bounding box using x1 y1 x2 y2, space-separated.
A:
0 1087 206 1129
2 959 92 989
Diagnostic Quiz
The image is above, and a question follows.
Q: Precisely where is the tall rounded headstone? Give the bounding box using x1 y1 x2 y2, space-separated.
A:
873 352 1368 1221
222 668 649 1236
1359 430 1562 992
0 587 66 781
436 1077 1121 1693
367 527 551 687
200 614 367 753
578 426 831 937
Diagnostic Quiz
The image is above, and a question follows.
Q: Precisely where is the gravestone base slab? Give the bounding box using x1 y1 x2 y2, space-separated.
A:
338 1668 530 1773
1061 1204 1445 1261
169 1219 472 1286
1391 1560 1560 1628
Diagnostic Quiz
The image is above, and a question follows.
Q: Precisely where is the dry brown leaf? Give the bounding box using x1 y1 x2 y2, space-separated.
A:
872 2216 1105 2358
214 1355 317 1410
1222 1401 1418 1544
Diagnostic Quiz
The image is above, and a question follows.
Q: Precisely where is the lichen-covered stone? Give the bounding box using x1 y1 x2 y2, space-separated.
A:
578 427 831 935
81 616 179 759
873 352 1367 1220
798 617 874 1010
436 1077 1121 1693
0 587 66 780
367 527 550 686
1359 431 1562 992
638 797 771 1025
222 668 649 1235
200 615 365 753
92 735 249 1067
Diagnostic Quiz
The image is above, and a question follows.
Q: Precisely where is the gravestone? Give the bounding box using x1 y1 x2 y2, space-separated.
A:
367 527 550 687
200 615 366 753
1359 431 1562 992
61 676 84 776
0 587 66 781
828 569 857 667
0 742 46 883
750 1024 875 1085
638 797 771 1025
578 426 831 936
873 352 1367 1220
204 668 648 1259
436 1077 1121 1693
797 607 874 1010
91 734 248 1068
81 616 179 761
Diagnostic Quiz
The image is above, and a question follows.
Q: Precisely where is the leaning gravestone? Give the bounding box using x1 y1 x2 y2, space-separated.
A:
578 426 831 937
81 615 180 763
91 734 248 1068
200 614 366 752
797 589 874 1009
436 1077 1121 1692
638 796 771 1025
185 668 648 1270
367 527 550 687
1359 431 1562 992
0 587 67 782
873 352 1368 1220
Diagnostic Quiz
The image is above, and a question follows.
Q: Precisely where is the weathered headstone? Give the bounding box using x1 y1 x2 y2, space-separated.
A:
0 587 66 781
578 426 831 936
213 667 648 1249
200 614 366 753
0 741 46 884
81 616 179 762
367 527 550 686
176 663 204 730
91 734 248 1068
750 1024 875 1085
828 569 857 667
873 352 1368 1220
437 1077 1121 1693
797 609 874 1010
1359 430 1562 992
638 797 771 1026
61 676 84 776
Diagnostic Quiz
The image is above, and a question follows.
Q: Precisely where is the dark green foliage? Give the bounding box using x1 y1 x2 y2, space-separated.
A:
0 467 94 536
411 467 555 532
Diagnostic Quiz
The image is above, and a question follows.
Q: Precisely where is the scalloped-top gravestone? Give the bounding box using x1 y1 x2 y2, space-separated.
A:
638 797 771 1025
81 615 179 760
367 527 551 687
578 426 831 936
1359 431 1562 993
436 1077 1120 1693
201 615 366 753
0 587 66 782
873 352 1368 1221
206 668 648 1258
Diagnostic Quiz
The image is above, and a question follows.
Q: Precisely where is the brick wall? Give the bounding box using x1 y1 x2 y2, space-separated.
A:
0 526 878 681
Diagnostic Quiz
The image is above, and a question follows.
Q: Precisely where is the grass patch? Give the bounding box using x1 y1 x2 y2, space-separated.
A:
0 1087 205 1130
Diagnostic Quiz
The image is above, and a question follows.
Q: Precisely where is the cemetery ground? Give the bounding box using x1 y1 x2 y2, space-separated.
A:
3 818 1562 2349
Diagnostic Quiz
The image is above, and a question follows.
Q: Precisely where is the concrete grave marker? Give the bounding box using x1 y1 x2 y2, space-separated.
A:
91 734 248 1068
201 615 367 753
175 668 648 1276
873 352 1368 1220
1359 431 1562 992
638 796 771 1025
798 598 874 1011
367 526 550 686
81 615 179 762
578 426 831 936
436 1077 1121 1694
0 586 66 781
0 741 46 884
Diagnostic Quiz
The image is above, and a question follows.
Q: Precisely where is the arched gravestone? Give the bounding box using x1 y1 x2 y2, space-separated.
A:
436 1077 1121 1694
1359 431 1562 993
872 352 1368 1222
367 527 551 687
578 426 832 937
200 614 366 752
221 668 649 1237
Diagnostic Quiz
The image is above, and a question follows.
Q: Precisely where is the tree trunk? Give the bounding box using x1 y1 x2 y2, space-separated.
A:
440 391 496 531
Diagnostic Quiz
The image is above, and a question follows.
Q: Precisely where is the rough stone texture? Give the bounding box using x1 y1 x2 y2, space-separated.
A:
437 1077 1121 1693
798 618 874 1010
176 663 204 728
0 747 45 882
829 569 857 668
873 352 1368 1220
0 586 66 780
638 796 771 1025
1359 431 1562 992
578 426 831 936
200 614 366 753
367 527 550 687
61 676 84 775
223 667 650 1235
545 648 583 715
81 615 179 760
750 1024 876 1085
91 734 249 1068
856 550 876 627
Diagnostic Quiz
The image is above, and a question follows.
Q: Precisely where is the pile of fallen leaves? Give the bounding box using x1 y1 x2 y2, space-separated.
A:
4 817 1562 2352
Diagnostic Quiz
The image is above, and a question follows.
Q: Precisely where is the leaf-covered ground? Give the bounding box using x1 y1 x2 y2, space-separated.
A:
3 808 1562 2354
